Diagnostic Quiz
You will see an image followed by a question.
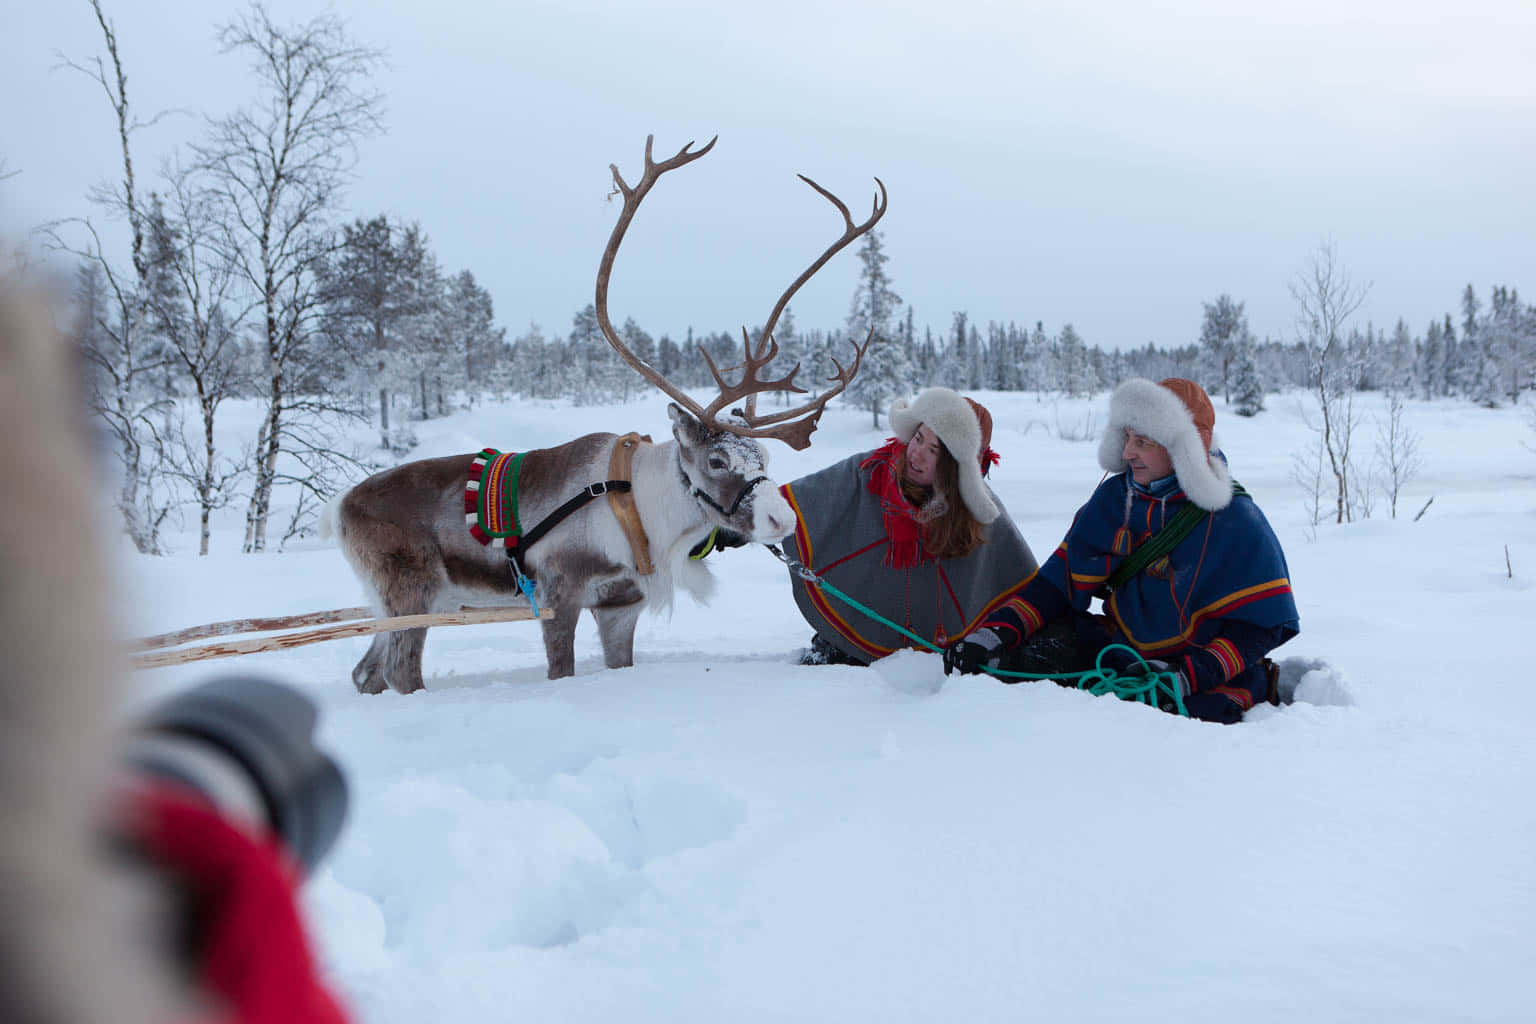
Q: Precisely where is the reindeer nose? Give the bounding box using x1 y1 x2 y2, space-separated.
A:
765 511 793 539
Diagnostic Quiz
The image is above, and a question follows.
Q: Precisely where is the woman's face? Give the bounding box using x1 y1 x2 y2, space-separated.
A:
905 424 943 487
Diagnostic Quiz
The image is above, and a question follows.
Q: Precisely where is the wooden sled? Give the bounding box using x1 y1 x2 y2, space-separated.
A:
132 604 552 670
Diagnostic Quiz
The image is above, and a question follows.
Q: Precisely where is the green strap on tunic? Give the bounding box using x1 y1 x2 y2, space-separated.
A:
1102 482 1246 593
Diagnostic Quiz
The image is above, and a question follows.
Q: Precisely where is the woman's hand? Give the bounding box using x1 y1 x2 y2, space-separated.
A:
943 627 1004 675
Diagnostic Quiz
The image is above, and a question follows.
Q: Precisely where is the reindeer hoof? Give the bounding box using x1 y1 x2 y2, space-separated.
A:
352 667 387 695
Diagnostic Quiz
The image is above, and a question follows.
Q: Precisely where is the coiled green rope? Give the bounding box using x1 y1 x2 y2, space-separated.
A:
773 545 1188 717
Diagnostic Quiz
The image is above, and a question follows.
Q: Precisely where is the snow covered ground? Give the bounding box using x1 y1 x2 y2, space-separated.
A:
124 388 1536 1023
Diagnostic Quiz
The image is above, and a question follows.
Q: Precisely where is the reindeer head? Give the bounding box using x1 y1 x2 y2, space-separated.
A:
667 402 796 543
595 135 886 452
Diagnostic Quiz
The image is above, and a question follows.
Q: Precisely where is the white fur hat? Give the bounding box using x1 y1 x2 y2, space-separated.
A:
1096 377 1234 511
889 387 1000 523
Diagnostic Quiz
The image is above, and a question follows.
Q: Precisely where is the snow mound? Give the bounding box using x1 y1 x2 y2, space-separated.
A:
306 869 390 971
872 650 945 696
1276 655 1354 707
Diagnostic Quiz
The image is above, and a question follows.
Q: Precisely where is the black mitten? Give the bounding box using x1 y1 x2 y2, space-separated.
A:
943 627 1004 676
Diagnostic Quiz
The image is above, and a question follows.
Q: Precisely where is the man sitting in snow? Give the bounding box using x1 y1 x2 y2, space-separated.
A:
943 378 1299 725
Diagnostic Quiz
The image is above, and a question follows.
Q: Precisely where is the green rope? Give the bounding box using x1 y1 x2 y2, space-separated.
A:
785 552 1188 717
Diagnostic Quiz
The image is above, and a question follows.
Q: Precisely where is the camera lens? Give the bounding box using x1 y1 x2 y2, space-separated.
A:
123 676 347 876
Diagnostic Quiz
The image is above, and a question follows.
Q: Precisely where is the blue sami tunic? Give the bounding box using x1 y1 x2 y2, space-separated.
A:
985 467 1299 712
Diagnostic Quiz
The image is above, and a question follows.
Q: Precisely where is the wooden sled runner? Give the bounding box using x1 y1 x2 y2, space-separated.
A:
132 605 553 670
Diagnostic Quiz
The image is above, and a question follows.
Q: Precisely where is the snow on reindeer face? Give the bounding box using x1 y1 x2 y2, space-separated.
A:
668 404 795 542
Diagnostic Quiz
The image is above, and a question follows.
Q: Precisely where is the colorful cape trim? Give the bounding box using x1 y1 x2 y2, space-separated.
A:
465 448 524 548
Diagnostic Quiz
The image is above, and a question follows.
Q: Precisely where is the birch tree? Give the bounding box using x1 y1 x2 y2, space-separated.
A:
50 0 179 552
198 2 384 551
1289 239 1369 524
143 174 249 555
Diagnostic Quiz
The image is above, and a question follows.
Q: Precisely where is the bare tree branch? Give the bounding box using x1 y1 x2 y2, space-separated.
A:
194 1 385 551
1289 238 1372 525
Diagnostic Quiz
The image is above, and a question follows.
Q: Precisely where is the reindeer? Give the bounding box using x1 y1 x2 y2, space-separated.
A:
331 136 887 689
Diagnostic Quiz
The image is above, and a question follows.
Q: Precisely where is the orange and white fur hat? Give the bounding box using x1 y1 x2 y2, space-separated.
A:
1096 377 1234 511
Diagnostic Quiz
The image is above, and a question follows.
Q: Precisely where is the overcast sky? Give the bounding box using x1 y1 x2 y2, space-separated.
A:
4 0 1532 352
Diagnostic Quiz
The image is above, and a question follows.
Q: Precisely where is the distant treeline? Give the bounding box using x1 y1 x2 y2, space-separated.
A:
52 2 1532 556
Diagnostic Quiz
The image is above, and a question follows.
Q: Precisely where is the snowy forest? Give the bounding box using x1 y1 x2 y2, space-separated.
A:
23 2 1536 557
8 6 1536 1020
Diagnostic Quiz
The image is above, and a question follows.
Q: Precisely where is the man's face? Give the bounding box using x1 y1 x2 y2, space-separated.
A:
1122 429 1173 485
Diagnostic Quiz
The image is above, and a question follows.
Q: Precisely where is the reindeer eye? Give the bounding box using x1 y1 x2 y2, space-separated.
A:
708 456 728 471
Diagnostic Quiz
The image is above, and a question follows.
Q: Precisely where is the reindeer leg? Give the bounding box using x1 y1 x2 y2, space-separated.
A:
352 634 390 695
541 603 581 680
356 624 427 695
592 578 645 670
592 604 644 670
372 563 437 694
382 626 428 695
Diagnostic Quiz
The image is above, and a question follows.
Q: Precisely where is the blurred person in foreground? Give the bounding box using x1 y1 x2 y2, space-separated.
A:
781 386 1038 665
0 276 350 1024
944 378 1299 724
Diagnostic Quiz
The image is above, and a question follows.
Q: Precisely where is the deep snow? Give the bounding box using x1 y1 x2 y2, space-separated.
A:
124 389 1536 1023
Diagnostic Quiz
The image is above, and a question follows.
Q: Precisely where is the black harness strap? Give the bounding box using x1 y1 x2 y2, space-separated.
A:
507 479 632 579
509 463 766 578
690 474 768 519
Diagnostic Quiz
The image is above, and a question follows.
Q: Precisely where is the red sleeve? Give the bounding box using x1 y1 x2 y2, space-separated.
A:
126 786 352 1024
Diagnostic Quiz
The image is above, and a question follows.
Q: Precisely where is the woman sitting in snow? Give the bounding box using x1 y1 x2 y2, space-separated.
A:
943 377 1299 724
780 386 1038 665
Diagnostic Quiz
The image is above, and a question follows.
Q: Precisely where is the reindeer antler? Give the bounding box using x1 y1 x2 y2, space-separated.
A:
594 135 887 450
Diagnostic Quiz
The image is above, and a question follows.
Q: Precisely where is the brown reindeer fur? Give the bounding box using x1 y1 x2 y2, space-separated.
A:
332 409 795 689
0 280 179 1023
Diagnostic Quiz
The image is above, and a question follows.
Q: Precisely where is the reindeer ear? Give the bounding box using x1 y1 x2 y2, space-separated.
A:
668 403 705 446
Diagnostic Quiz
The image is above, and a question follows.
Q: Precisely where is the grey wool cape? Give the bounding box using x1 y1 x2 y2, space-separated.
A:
781 450 1039 664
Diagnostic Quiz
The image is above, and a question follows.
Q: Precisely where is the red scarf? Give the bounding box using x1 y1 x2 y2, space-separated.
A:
860 438 935 569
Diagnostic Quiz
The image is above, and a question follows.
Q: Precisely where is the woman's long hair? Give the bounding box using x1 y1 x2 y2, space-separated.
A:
897 443 986 560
